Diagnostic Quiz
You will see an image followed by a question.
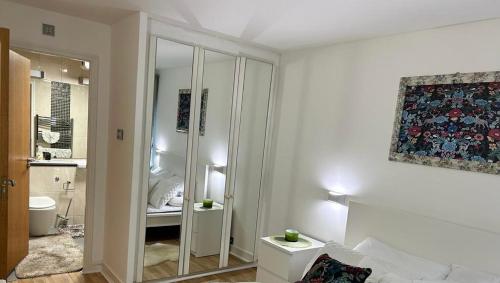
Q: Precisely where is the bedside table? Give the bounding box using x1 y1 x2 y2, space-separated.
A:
256 234 324 283
190 202 224 257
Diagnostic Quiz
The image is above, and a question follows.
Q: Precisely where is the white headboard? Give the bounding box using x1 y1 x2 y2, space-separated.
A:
345 201 500 275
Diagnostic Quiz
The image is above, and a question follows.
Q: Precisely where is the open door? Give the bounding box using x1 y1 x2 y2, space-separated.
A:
0 27 31 279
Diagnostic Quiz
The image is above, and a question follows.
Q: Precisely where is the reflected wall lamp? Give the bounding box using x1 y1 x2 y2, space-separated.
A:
327 191 349 206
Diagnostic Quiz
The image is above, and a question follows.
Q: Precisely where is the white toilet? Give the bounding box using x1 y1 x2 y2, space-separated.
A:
29 196 57 236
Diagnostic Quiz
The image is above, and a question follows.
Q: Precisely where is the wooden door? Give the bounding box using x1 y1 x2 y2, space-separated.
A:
0 27 31 279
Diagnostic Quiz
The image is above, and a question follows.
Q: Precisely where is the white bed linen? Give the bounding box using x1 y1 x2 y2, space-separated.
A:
378 273 458 283
301 238 454 283
146 204 182 214
359 256 422 282
354 237 450 280
446 264 500 283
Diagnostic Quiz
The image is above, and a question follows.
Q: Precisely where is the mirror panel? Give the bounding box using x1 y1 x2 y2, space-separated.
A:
142 38 194 281
228 59 273 268
188 50 237 274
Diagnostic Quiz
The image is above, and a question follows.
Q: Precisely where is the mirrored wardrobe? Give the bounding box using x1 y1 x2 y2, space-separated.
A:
139 37 274 282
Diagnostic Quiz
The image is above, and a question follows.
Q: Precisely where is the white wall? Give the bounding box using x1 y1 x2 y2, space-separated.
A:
104 12 147 283
0 0 110 266
269 18 500 244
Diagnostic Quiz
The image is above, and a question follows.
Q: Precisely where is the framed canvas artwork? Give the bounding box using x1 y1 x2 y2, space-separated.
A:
389 71 500 175
176 88 208 136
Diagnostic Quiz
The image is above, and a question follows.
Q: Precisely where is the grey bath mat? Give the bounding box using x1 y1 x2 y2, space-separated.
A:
58 224 85 239
15 233 83 278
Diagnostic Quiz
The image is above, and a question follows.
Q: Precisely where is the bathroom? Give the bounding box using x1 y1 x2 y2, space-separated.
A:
11 49 89 279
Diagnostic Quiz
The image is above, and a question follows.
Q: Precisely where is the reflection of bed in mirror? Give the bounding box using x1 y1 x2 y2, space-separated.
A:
145 151 223 228
146 152 185 228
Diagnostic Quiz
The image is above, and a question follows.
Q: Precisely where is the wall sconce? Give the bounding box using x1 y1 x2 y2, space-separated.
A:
211 164 226 174
327 191 349 206
204 164 227 199
155 147 167 154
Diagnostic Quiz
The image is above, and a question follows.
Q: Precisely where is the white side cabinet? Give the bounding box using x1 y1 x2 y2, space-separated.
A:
190 202 224 257
256 235 324 283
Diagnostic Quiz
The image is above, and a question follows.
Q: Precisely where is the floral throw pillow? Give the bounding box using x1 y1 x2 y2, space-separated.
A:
297 254 372 283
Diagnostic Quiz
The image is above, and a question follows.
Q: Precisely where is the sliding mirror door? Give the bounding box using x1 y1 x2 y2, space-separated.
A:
226 59 273 268
142 38 194 281
186 50 237 275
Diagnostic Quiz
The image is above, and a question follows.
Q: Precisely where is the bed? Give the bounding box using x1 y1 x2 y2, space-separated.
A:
146 204 183 227
294 201 500 283
145 166 185 228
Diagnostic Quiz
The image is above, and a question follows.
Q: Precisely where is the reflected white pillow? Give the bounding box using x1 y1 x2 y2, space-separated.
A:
353 237 450 280
148 176 184 208
446 264 500 283
302 241 364 278
148 168 174 192
167 196 184 207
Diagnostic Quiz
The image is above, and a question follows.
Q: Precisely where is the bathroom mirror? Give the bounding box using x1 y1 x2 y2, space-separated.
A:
142 38 194 281
227 59 273 268
187 50 236 275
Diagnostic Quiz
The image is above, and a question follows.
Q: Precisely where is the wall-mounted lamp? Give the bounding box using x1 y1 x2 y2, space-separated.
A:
204 164 227 200
210 164 226 175
31 69 45 79
81 61 90 70
78 77 89 86
327 191 349 206
155 147 167 154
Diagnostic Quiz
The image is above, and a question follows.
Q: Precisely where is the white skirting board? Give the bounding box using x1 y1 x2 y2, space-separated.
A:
230 245 254 263
82 263 102 274
101 264 122 283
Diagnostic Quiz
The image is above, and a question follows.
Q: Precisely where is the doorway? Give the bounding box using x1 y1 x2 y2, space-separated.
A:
9 48 90 280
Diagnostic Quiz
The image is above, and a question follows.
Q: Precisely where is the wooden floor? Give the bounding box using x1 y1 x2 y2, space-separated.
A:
13 272 107 283
12 268 257 283
142 239 248 281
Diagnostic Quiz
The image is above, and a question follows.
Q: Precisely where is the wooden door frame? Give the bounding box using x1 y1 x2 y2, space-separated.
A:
9 41 100 273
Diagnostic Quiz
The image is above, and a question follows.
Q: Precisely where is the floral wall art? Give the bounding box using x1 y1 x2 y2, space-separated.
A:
389 71 500 175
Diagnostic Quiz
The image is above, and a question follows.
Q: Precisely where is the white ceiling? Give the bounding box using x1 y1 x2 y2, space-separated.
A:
7 0 500 50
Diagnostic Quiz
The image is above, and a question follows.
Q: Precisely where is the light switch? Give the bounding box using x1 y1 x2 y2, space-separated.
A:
117 129 124 140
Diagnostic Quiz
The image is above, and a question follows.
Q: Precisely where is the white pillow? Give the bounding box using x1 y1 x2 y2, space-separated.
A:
446 264 500 283
302 241 364 278
353 237 450 280
359 256 422 281
378 273 458 283
148 176 184 208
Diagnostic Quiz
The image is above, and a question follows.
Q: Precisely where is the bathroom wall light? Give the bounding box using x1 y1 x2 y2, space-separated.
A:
81 61 90 70
31 69 45 79
327 191 349 206
78 77 89 86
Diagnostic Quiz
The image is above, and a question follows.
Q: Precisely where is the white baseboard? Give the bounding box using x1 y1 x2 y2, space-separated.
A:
101 263 122 283
229 245 254 262
82 263 102 274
